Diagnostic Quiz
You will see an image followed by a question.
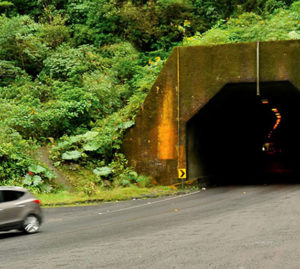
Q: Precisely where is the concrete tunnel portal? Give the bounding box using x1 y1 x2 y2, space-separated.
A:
123 40 300 185
187 81 300 185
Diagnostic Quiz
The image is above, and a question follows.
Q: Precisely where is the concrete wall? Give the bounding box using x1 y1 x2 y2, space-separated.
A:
122 40 300 185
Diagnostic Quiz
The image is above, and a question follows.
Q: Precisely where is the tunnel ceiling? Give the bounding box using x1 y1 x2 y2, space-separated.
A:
122 40 300 185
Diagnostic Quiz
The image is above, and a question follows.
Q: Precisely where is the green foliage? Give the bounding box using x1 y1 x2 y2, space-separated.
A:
7 0 43 18
264 0 287 13
290 0 300 11
0 15 49 76
0 42 152 141
50 111 135 164
38 11 70 49
191 0 236 24
119 0 194 50
129 55 165 91
67 0 122 46
93 166 113 177
23 164 56 192
7 0 68 18
99 42 140 82
0 83 94 139
66 0 90 24
0 1 13 10
0 60 26 86
40 44 101 81
184 3 300 45
0 124 56 192
62 150 81 160
237 0 296 14
49 83 150 188
0 123 33 180
105 154 152 188
136 175 152 188
105 153 137 187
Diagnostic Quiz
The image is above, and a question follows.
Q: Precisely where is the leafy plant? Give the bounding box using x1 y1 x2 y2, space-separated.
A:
40 44 101 81
23 164 57 193
62 150 81 160
38 11 70 49
93 166 113 177
136 175 152 188
184 3 300 46
0 15 49 76
0 123 34 180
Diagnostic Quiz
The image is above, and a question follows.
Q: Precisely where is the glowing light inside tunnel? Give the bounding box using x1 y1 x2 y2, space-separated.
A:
271 108 282 131
266 107 281 140
261 99 282 153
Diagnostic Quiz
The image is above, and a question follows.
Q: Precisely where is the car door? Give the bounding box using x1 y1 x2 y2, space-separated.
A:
0 190 25 226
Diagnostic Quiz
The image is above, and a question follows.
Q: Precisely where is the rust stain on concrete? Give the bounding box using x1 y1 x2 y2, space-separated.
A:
157 81 176 160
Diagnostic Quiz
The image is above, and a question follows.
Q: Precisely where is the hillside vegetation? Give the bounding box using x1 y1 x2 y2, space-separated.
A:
0 0 299 194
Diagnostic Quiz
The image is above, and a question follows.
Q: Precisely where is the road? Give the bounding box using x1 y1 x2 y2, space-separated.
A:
1 185 300 269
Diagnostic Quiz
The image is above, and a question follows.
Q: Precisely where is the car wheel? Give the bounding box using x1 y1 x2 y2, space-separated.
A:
22 215 40 234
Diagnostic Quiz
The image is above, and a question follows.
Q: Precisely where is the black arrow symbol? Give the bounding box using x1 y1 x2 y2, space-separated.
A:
180 170 185 178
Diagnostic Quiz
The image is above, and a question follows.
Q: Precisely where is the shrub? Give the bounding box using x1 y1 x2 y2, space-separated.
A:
0 123 56 191
264 0 287 13
23 164 56 193
50 113 135 165
0 15 49 76
0 60 26 86
0 124 33 180
38 12 70 49
69 0 122 46
40 44 101 81
99 42 140 82
1 80 96 139
183 4 300 46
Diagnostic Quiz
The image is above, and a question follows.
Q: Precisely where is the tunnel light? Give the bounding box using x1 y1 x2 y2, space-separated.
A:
262 142 277 154
261 99 269 104
266 106 282 140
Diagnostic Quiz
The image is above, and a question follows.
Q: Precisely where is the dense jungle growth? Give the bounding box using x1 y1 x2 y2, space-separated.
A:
0 0 299 193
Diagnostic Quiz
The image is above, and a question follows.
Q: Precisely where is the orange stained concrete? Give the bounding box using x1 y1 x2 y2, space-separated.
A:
157 81 177 160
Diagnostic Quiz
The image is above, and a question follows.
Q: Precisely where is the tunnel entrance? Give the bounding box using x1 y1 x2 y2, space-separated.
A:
187 81 300 185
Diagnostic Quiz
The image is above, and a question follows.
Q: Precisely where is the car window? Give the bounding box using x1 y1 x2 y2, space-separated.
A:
2 190 25 202
0 191 3 203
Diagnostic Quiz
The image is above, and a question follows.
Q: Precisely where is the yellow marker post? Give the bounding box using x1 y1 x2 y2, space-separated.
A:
178 169 186 190
178 169 186 179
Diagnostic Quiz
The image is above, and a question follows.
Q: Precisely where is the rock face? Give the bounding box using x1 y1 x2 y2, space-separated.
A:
122 40 300 185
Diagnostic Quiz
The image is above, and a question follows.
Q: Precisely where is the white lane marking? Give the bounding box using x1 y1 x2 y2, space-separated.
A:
98 191 202 215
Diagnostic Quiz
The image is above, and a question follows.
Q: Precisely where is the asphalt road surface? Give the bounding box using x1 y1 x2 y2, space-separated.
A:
1 185 300 269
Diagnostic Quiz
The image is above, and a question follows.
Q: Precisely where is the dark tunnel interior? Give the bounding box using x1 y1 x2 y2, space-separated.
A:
187 81 300 185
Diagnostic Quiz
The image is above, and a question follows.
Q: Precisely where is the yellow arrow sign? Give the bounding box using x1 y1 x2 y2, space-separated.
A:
178 169 186 179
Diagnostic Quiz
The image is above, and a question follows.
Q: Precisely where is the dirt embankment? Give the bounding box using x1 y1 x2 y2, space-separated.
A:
37 146 74 191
